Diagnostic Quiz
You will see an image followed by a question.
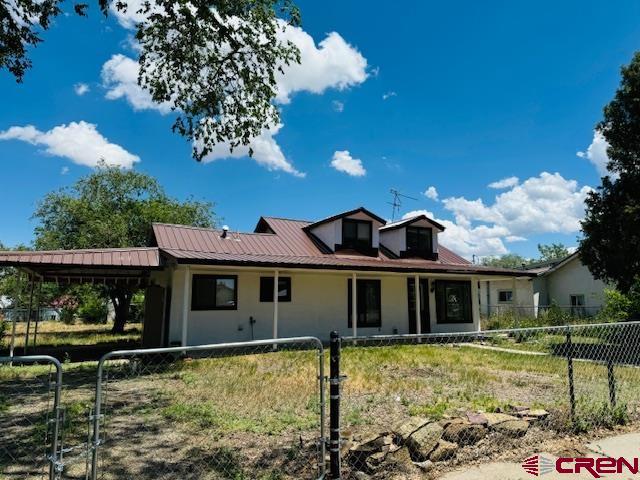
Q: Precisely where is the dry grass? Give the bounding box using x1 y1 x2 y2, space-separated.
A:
0 320 141 349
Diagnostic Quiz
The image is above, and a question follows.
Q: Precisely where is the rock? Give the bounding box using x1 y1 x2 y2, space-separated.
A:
527 409 549 419
442 422 487 446
493 419 529 437
511 405 530 413
413 459 434 472
350 434 393 453
438 416 465 429
354 472 371 480
393 417 431 444
406 422 443 461
365 450 389 471
429 440 458 462
483 412 518 426
466 412 489 426
382 446 415 474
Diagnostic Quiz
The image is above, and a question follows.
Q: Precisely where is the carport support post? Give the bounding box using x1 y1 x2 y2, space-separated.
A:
9 271 22 361
33 281 42 348
329 331 342 479
23 276 35 354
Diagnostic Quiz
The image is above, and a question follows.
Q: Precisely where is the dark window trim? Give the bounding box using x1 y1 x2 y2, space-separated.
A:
405 226 433 255
341 218 373 250
435 280 473 324
191 274 238 311
497 290 513 303
259 276 292 302
348 278 382 329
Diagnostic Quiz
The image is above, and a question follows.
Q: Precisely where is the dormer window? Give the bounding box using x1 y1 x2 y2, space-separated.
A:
342 219 372 250
406 227 432 255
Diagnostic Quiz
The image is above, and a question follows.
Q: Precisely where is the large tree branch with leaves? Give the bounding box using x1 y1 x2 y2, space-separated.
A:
2 0 301 158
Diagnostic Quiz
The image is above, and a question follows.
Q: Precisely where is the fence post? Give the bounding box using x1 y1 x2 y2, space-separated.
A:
566 327 576 424
329 331 342 479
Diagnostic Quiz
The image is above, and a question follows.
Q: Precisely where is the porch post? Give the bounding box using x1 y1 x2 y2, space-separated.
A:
9 271 22 360
272 270 279 340
414 274 421 336
351 272 357 338
181 266 191 347
512 277 518 321
472 277 481 332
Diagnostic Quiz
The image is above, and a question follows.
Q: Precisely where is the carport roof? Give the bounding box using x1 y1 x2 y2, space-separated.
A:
0 247 161 268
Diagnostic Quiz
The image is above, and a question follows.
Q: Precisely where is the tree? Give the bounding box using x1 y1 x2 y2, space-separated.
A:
481 253 531 269
580 52 640 293
33 164 215 332
2 0 301 159
537 243 570 262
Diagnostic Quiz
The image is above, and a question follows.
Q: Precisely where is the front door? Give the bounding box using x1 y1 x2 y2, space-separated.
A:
408 278 430 333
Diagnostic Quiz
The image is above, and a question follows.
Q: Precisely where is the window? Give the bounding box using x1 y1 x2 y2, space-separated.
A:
406 227 433 253
498 290 513 303
342 219 372 250
259 277 292 302
570 294 586 317
435 280 472 324
191 275 237 310
348 279 381 328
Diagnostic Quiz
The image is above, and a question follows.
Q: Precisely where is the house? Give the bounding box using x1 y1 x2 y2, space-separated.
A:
0 208 534 346
480 251 609 318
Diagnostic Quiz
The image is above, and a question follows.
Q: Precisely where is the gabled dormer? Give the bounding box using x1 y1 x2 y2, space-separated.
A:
303 207 386 256
379 214 445 260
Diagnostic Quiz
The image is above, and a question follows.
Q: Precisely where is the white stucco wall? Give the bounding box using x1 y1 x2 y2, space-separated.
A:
167 266 483 344
544 257 608 310
479 278 535 316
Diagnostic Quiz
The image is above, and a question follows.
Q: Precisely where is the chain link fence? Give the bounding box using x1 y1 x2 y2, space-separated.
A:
337 321 640 479
0 355 62 480
90 337 326 480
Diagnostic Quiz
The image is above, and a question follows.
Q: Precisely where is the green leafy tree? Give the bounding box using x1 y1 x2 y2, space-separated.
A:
580 52 640 293
481 253 531 269
33 164 215 332
537 243 570 262
2 0 301 159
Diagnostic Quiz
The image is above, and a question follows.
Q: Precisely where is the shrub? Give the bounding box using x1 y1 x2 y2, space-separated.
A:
0 319 7 348
597 287 640 323
77 292 108 324
52 295 79 325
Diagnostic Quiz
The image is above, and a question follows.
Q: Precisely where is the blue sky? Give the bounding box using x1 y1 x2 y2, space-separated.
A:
1 0 638 259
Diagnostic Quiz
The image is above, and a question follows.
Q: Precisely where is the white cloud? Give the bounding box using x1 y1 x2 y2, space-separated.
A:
274 23 368 104
402 172 593 259
201 124 304 177
73 83 90 96
423 186 439 200
330 150 366 177
101 54 173 114
60 166 70 175
0 121 140 169
332 100 344 113
382 91 397 100
577 131 610 176
488 176 519 189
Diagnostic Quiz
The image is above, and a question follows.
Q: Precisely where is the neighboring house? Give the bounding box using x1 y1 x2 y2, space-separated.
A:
0 208 533 345
480 252 609 317
1 307 60 322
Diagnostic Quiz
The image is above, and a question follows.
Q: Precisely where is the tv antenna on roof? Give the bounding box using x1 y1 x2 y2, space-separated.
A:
388 188 417 221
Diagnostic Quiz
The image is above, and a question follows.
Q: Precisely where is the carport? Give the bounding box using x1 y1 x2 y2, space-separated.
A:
0 247 165 356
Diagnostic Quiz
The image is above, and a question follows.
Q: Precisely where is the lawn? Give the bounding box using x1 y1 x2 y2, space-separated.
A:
1 338 639 479
0 320 142 350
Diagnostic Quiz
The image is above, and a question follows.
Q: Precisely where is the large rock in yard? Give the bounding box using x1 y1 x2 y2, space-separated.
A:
347 434 394 471
381 446 415 474
482 412 519 426
493 419 529 437
393 417 431 444
442 422 487 446
429 440 459 462
406 422 443 461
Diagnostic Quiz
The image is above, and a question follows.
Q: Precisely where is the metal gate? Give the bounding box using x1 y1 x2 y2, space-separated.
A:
0 355 62 480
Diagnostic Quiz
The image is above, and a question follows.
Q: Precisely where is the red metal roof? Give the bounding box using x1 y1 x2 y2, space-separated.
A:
0 248 161 268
